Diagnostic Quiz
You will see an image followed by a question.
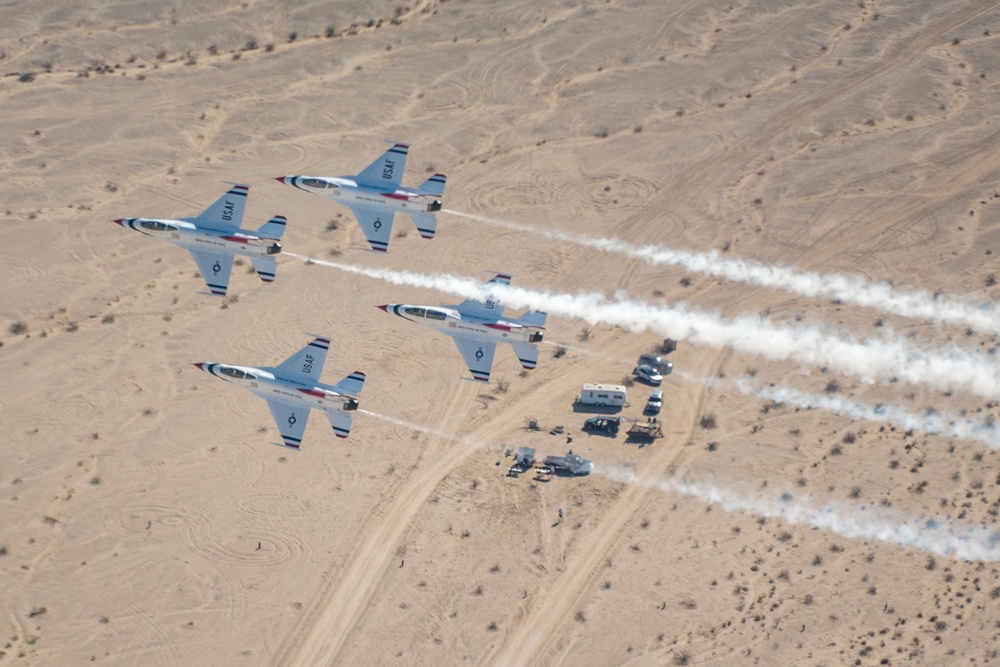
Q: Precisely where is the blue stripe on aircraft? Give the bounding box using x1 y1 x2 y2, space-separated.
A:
310 341 330 350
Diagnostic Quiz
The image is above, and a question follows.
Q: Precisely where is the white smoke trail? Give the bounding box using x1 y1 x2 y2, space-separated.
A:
675 371 1000 449
358 408 468 443
290 254 1000 398
445 209 1000 335
366 405 999 561
601 466 1000 562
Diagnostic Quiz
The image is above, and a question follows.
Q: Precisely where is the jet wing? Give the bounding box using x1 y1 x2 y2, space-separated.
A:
266 399 310 450
451 336 496 383
188 250 233 297
275 336 330 381
457 273 510 320
355 143 408 188
194 184 249 228
349 206 394 252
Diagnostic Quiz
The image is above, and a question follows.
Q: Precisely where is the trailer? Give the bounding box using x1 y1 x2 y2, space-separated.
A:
576 383 628 407
627 419 663 441
542 451 594 476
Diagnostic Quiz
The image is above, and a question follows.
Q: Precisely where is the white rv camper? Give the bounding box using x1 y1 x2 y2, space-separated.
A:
577 383 628 407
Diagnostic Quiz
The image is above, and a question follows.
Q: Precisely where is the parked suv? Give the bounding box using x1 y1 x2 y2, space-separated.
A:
645 390 663 414
638 353 673 376
633 364 664 386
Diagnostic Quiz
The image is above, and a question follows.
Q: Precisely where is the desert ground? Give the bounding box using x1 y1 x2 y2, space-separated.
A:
4 0 1000 664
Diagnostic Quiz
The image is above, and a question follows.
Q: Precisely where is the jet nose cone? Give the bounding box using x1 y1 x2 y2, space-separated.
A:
274 176 288 185
113 218 125 226
193 362 206 372
376 305 389 312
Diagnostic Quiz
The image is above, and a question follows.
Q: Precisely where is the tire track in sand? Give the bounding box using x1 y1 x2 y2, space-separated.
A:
273 371 476 666
279 337 627 666
481 349 727 667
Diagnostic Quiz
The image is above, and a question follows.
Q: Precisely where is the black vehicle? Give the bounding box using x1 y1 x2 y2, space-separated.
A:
583 416 624 434
637 354 673 376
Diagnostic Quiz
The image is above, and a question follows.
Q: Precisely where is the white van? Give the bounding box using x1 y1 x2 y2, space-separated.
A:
578 383 628 407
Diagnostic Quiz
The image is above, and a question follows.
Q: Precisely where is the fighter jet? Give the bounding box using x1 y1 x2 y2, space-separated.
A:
276 143 445 252
378 273 547 383
114 183 285 297
193 336 365 449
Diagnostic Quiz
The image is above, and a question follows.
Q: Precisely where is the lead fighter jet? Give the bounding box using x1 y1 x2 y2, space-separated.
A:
193 336 365 449
114 183 286 297
378 274 547 383
276 143 445 252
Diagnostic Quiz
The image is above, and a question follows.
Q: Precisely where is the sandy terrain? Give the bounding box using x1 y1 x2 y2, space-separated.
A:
4 0 1000 664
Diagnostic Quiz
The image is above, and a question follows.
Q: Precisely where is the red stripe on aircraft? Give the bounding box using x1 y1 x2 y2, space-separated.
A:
298 388 327 398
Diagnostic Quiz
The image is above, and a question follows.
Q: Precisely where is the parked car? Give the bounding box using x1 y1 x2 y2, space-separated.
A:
633 364 663 386
638 353 673 376
645 390 663 414
583 416 624 434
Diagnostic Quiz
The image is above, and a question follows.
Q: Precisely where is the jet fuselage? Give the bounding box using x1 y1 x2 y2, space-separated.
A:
115 218 282 257
193 363 359 413
279 176 442 214
379 304 544 345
